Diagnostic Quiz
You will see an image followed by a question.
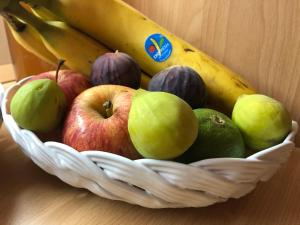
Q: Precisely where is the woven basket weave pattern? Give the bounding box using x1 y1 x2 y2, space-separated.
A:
0 81 298 208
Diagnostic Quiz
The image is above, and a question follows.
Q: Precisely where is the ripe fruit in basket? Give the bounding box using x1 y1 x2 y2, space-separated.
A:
26 61 91 109
148 66 207 109
10 79 66 132
232 94 292 151
177 109 246 163
62 85 141 159
91 51 141 89
26 0 256 113
128 89 198 160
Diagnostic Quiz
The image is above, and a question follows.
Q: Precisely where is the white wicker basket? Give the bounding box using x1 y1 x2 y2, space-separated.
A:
0 78 298 208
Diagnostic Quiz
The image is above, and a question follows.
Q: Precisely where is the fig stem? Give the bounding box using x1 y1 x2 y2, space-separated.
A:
103 100 113 118
115 49 119 54
55 59 65 83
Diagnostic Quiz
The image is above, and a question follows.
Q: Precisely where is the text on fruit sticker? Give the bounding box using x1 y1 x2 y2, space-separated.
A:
145 34 172 62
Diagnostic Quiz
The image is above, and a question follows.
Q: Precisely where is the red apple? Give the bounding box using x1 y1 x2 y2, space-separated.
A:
26 70 91 108
62 85 141 159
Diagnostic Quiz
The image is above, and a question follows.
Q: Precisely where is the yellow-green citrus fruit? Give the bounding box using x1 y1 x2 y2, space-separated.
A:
128 89 198 160
177 108 246 163
10 79 66 132
232 94 292 151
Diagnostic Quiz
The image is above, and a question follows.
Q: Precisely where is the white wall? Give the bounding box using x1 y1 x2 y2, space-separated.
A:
0 18 12 65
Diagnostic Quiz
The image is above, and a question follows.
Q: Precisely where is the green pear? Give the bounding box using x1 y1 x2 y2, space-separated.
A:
10 79 66 132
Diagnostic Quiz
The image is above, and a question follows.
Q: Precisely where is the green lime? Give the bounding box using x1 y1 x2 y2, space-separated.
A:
177 108 246 163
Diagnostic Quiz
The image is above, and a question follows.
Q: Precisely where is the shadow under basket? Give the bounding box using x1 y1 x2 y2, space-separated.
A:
0 79 298 208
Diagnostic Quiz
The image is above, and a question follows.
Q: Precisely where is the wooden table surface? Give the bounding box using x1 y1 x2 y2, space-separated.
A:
0 124 300 225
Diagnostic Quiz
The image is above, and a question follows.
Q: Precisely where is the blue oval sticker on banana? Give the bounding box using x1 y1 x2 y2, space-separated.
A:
145 34 172 62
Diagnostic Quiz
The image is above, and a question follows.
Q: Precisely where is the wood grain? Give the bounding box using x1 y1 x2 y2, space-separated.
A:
0 64 15 83
0 18 11 65
0 124 300 225
124 0 300 146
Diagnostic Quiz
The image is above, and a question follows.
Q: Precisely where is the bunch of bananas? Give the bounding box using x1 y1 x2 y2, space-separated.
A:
1 1 151 87
0 0 256 113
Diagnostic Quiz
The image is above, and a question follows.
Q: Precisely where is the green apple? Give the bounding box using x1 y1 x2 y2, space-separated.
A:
128 89 198 160
232 94 292 151
10 79 66 132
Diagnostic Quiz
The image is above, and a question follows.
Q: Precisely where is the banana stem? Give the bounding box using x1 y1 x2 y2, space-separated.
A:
4 0 46 31
1 11 26 32
0 0 10 11
22 0 52 8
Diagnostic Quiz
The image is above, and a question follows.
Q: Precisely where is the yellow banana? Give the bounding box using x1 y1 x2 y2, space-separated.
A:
31 6 60 21
1 12 57 66
25 0 256 112
20 1 61 21
141 73 151 89
3 1 110 76
3 2 151 88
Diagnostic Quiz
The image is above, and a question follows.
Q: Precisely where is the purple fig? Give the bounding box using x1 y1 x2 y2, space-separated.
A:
91 51 141 89
148 66 207 109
